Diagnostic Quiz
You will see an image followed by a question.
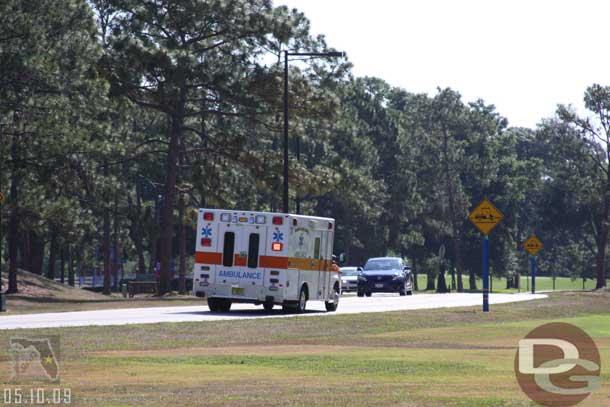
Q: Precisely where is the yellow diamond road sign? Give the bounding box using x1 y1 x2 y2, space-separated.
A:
468 198 504 235
523 235 543 256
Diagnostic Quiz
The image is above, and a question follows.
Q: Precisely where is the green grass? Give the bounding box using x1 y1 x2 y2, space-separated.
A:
0 291 608 406
414 274 605 292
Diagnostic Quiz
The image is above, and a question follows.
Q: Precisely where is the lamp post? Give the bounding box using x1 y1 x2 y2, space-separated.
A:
282 50 344 214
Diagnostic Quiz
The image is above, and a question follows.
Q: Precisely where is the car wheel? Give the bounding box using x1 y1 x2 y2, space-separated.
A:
325 283 340 312
365 292 372 297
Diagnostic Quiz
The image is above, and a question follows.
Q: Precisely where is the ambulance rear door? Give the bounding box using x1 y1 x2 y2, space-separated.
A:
216 221 266 293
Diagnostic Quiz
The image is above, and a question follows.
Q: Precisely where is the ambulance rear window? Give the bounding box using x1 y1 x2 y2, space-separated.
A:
222 232 235 267
247 234 260 268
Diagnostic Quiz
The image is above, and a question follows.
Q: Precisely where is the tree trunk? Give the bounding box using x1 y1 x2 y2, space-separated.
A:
426 268 435 291
595 196 609 289
594 228 608 288
48 227 57 280
60 247 65 284
68 245 75 287
412 259 418 291
112 198 120 291
178 194 186 294
159 82 186 295
436 265 448 293
468 269 477 291
31 232 44 275
7 125 20 294
133 185 146 276
452 237 464 292
102 160 111 295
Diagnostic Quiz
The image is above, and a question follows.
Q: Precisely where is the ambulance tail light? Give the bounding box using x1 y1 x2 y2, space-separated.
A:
201 238 212 247
270 270 280 276
328 222 333 230
272 242 283 251
272 216 283 225
270 278 279 284
203 212 214 221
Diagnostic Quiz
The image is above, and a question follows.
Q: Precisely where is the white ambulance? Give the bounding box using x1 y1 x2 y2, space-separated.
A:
193 209 340 313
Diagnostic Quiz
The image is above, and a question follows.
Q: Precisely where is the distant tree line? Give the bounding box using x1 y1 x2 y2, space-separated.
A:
1 0 608 294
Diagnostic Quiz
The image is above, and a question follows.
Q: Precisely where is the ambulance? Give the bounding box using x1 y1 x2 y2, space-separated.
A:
193 209 340 313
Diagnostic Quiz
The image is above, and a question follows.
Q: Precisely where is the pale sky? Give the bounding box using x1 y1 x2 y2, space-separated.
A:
276 0 610 128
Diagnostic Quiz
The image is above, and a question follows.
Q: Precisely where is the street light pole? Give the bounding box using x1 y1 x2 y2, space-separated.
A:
282 50 344 214
283 50 289 214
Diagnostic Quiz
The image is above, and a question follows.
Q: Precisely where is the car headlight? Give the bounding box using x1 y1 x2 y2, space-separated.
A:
392 274 403 281
358 275 367 281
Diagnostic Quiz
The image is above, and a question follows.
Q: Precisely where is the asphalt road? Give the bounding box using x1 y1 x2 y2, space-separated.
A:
0 292 546 330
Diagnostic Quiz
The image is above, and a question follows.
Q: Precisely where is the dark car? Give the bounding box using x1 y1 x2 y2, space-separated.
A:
357 257 413 297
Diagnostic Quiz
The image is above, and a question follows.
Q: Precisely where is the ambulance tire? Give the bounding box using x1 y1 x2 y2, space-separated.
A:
325 283 340 312
219 300 232 312
207 298 221 312
365 292 372 297
357 291 364 297
295 286 308 313
208 298 231 313
263 302 274 312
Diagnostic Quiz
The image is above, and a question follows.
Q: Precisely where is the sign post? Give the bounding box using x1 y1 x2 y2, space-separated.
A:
523 235 543 295
0 192 5 312
468 198 504 312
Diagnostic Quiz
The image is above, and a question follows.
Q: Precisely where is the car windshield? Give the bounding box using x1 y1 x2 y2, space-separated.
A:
364 259 402 271
340 268 359 276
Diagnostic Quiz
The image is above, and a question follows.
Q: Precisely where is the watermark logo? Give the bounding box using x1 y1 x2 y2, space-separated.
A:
515 323 600 407
9 336 60 383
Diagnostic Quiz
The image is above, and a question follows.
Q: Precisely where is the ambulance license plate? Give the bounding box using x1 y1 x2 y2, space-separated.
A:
375 283 384 288
232 287 245 296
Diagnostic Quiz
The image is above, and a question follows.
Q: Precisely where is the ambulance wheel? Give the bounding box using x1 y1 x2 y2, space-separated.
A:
295 286 308 313
219 299 232 312
357 291 364 297
207 298 221 312
263 302 274 312
325 283 340 312
365 292 372 297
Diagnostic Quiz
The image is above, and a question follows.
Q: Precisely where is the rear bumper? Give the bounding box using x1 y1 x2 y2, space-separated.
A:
193 283 287 304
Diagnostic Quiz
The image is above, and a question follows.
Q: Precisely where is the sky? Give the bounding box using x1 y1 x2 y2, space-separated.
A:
275 0 610 128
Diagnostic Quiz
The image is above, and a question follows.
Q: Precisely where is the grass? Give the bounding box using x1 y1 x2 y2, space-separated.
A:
0 291 609 406
414 274 606 293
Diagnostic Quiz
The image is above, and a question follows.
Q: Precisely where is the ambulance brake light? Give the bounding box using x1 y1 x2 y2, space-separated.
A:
272 242 283 251
272 216 283 225
203 212 214 221
201 238 211 247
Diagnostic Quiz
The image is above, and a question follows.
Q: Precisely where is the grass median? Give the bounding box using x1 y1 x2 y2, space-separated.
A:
0 291 608 406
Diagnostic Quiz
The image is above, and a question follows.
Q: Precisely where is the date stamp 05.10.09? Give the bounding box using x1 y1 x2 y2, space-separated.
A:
2 336 71 406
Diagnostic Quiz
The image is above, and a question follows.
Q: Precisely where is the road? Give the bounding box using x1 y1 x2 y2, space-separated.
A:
0 292 546 330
